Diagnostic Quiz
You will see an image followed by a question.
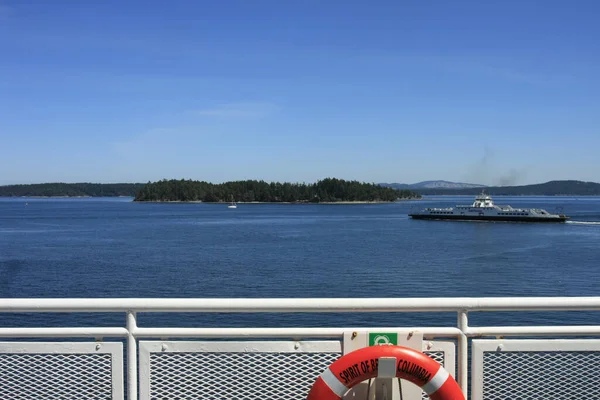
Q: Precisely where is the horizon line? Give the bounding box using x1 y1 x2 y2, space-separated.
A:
1 178 598 188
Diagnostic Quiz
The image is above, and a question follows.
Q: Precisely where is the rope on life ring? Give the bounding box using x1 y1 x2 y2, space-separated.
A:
307 345 464 400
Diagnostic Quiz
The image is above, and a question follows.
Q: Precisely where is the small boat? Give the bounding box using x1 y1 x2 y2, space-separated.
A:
228 196 237 209
409 192 568 222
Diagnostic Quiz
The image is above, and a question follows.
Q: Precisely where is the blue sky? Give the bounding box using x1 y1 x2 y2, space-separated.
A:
1 0 599 185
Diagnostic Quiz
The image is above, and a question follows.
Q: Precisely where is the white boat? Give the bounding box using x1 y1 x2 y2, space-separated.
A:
409 192 568 222
228 196 237 209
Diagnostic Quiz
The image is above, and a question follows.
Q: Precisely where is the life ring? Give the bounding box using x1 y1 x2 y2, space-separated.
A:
307 345 464 400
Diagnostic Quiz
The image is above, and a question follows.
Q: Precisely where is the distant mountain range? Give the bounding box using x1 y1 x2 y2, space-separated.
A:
379 180 486 189
414 180 600 196
2 179 599 197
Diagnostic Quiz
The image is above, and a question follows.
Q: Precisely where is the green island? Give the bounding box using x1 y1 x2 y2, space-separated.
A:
134 178 419 203
0 183 144 197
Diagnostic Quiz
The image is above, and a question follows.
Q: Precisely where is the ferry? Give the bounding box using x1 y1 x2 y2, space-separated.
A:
409 192 569 222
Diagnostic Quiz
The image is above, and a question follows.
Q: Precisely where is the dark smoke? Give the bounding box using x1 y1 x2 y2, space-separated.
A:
465 146 494 184
466 147 529 186
496 167 529 186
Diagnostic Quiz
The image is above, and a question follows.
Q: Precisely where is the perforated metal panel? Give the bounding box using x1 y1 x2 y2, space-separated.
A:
472 339 600 399
422 341 455 400
0 342 123 400
139 341 341 399
140 340 454 400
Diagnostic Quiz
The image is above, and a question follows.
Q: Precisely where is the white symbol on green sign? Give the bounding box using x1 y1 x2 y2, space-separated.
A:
369 332 398 346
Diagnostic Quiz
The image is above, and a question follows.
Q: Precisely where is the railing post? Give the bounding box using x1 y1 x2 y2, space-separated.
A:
127 311 138 400
457 311 469 397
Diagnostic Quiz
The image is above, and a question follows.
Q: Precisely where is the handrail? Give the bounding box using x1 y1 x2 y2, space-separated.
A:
2 297 600 399
2 296 600 312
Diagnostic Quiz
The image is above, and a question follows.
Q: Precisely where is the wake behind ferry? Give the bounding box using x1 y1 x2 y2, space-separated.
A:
409 192 569 222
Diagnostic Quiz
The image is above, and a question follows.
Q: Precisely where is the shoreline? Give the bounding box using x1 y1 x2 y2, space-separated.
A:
131 198 421 204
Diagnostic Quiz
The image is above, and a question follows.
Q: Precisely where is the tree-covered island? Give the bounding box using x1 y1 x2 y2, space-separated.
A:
0 183 144 197
134 178 420 203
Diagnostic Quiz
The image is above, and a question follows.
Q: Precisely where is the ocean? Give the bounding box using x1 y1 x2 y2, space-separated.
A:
1 196 599 329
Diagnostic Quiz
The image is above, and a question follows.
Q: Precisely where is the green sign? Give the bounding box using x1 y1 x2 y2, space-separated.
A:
369 332 398 346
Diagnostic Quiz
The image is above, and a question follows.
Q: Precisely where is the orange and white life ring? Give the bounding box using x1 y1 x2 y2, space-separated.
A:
307 345 464 400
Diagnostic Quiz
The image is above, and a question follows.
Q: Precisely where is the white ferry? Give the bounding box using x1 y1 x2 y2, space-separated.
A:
409 192 568 222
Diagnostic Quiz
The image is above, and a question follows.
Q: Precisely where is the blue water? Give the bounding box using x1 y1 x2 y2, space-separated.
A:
1 196 599 329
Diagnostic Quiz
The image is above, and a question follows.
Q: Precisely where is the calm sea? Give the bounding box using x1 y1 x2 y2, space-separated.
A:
1 196 599 329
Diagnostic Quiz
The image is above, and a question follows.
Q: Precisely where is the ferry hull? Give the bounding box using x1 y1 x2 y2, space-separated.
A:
409 214 569 223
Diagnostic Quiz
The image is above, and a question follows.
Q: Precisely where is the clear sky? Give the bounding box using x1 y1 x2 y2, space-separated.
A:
1 1 599 186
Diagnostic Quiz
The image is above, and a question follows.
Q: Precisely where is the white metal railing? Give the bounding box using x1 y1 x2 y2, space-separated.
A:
1 297 600 399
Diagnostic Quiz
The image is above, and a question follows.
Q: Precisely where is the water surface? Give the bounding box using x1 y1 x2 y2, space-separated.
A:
1 196 599 328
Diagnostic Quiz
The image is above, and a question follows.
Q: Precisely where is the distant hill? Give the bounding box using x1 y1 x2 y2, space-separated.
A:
0 183 144 197
415 180 600 196
3 179 598 197
380 180 486 190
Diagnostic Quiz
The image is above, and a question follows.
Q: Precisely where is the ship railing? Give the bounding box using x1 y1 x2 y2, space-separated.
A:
2 297 600 399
